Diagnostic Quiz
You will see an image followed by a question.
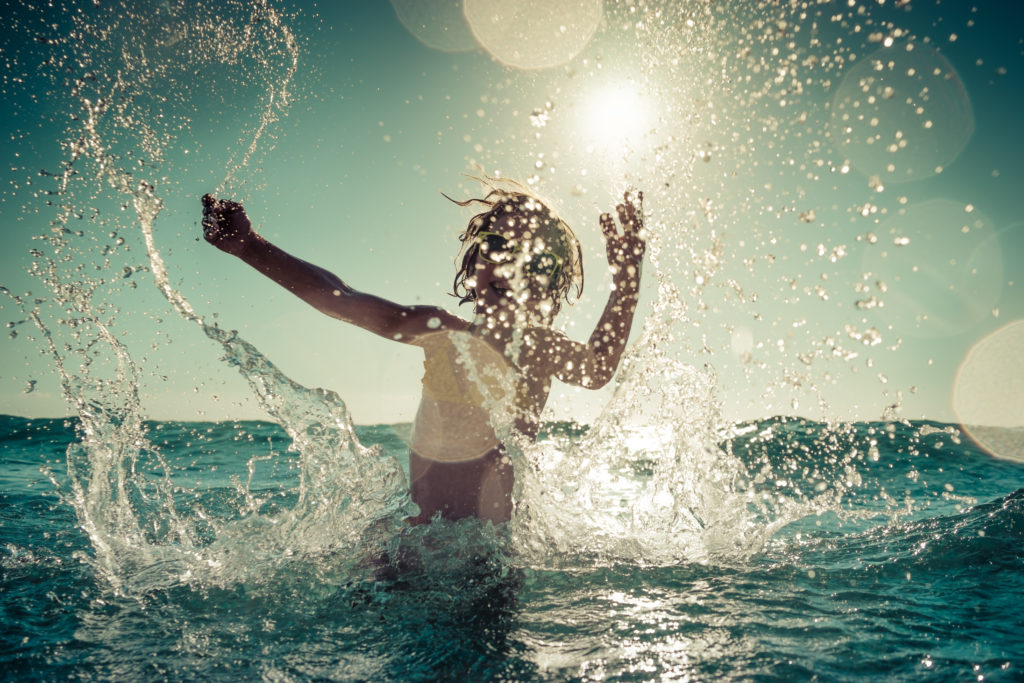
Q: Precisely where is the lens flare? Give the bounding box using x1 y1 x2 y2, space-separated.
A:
955 320 1024 462
862 200 1002 338
831 44 974 182
390 0 477 53
463 0 602 70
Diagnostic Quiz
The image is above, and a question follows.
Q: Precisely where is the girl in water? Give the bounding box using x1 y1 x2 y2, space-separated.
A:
201 184 644 525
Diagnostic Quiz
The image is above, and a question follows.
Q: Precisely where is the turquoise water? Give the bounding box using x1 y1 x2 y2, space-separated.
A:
3 415 1022 680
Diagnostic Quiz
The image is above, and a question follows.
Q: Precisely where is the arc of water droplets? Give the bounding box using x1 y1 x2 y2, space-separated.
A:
24 0 415 590
131 6 416 547
216 0 299 196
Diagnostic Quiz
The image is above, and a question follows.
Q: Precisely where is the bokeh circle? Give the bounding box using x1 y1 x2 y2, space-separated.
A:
954 320 1024 462
463 0 602 70
861 200 1002 338
390 0 478 53
831 44 973 182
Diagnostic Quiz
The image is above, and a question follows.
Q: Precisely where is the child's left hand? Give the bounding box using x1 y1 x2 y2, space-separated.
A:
599 190 646 287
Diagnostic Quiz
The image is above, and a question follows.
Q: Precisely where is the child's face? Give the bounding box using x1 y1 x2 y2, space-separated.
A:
471 212 565 320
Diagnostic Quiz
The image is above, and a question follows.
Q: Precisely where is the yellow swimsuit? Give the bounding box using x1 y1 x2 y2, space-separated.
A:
411 331 513 463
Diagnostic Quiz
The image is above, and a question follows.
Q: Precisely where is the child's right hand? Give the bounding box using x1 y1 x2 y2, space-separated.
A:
201 194 255 256
599 190 646 287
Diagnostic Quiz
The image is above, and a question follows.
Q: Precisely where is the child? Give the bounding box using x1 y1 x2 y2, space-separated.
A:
200 184 645 525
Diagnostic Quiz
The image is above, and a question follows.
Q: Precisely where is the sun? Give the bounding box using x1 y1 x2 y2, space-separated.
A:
581 82 655 153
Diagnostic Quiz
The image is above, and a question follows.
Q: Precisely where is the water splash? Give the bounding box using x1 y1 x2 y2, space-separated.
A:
24 0 412 594
13 0 977 587
497 0 970 564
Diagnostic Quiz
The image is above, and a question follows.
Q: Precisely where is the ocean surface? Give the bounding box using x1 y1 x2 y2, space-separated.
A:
3 414 1022 681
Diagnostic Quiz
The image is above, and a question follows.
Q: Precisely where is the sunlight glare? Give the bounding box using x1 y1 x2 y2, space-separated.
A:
582 83 654 154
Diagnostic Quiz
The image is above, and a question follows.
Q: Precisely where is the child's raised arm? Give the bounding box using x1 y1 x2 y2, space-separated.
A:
535 191 646 389
200 195 462 343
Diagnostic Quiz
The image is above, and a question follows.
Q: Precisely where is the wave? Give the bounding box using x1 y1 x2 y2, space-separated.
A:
786 488 1024 574
6 414 1022 588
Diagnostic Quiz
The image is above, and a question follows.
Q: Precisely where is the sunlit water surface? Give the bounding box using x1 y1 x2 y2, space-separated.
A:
2 416 1022 679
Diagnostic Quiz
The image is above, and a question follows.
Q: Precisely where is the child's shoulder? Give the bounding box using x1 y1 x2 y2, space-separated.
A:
398 306 470 345
405 305 468 327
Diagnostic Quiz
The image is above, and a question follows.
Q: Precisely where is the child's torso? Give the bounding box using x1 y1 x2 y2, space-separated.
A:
407 329 553 523
411 331 513 463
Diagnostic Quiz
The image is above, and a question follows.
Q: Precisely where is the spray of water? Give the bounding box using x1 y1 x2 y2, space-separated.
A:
17 0 415 594
11 0 978 589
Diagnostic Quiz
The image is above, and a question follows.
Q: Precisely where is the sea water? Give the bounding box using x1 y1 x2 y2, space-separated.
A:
3 0 1023 679
2 415 1022 679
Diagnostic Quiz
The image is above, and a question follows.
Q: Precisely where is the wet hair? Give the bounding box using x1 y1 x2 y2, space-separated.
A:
446 184 584 316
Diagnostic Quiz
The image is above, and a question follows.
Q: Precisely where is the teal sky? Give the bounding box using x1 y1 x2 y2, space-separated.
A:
1 0 1022 428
